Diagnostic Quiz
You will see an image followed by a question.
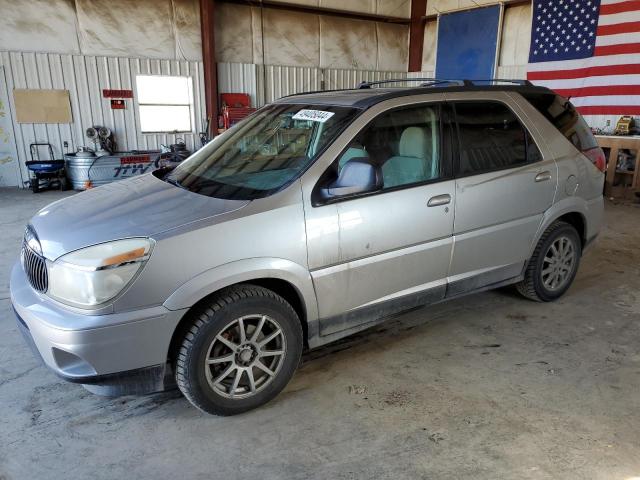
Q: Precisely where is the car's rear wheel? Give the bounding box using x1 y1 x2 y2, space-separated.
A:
517 221 582 302
175 284 303 415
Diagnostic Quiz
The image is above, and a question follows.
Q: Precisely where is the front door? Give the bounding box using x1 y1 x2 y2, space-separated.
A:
303 100 455 337
446 95 557 295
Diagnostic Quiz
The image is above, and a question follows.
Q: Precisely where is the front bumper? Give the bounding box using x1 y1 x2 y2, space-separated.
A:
10 262 187 395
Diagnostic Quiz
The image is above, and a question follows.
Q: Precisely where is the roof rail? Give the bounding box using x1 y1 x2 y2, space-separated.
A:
357 78 465 89
464 79 533 86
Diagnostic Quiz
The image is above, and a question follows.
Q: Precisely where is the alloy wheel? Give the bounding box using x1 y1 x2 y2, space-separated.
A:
541 235 575 291
204 314 286 399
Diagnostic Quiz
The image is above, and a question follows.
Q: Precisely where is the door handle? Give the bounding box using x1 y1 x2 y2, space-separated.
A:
535 171 552 182
427 194 451 207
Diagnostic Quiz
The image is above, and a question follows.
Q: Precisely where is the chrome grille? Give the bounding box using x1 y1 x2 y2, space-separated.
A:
21 242 48 293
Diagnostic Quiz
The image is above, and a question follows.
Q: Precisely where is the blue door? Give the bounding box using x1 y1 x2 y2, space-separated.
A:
435 5 501 81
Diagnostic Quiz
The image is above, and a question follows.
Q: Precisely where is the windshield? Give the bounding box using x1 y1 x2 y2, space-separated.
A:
165 104 359 199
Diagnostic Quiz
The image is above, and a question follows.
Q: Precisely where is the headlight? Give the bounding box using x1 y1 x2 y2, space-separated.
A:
47 238 154 308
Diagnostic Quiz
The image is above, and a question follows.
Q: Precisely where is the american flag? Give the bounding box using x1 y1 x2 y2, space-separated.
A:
527 0 640 116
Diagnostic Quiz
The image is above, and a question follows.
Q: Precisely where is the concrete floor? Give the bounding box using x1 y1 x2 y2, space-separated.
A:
1 187 639 480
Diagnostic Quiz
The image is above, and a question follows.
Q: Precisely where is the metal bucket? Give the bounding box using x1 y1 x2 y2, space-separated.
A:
65 151 162 190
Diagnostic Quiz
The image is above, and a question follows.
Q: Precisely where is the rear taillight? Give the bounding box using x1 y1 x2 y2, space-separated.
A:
583 146 606 172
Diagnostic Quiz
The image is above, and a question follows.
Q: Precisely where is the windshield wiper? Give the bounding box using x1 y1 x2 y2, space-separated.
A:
165 177 183 189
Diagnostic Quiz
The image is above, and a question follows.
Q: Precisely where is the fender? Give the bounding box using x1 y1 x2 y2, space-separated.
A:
529 196 591 258
162 257 320 325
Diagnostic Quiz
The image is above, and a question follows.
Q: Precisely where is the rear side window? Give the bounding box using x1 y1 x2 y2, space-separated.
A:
523 93 598 151
454 102 541 175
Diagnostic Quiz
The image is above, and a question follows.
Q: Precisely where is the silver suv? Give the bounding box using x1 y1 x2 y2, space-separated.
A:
10 79 605 415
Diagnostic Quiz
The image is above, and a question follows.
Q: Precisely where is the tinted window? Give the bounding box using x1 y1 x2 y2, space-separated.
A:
455 102 541 175
336 104 442 190
524 92 598 152
166 104 358 199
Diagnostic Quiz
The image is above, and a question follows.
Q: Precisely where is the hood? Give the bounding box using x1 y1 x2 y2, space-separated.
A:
30 173 249 260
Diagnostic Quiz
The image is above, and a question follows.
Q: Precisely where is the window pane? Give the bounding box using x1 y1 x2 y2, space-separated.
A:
139 105 191 132
136 75 191 105
456 102 526 175
526 130 543 163
524 93 598 152
166 105 357 200
339 104 441 189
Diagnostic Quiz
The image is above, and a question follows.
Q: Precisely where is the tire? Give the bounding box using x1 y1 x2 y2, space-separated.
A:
31 177 40 193
516 221 582 302
175 284 303 415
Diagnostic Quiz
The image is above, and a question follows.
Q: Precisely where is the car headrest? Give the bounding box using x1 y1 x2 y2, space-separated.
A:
344 146 368 160
399 127 427 158
338 146 369 170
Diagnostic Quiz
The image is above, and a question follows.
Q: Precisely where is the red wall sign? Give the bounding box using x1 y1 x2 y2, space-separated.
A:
103 89 133 98
111 99 126 109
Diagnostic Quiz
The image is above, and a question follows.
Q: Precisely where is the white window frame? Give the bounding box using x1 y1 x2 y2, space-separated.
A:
135 74 195 134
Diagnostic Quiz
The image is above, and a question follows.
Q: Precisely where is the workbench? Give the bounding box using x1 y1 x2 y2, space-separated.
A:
595 135 640 199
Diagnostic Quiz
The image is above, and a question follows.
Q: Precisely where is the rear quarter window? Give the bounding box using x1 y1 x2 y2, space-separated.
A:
523 92 598 151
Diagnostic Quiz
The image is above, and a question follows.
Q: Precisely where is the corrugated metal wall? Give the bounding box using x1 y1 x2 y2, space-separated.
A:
217 63 435 109
1 56 434 187
217 62 264 109
262 65 322 104
495 65 527 80
0 51 205 185
2 53 554 188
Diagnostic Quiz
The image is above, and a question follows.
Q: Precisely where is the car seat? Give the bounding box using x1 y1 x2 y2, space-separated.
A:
382 126 430 188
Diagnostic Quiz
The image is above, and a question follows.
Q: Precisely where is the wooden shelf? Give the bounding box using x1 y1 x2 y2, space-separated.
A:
595 135 640 199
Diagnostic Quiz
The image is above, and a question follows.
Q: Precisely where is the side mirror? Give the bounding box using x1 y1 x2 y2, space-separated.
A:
320 158 383 199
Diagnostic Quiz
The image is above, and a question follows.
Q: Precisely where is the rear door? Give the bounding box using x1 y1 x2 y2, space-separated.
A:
445 92 557 294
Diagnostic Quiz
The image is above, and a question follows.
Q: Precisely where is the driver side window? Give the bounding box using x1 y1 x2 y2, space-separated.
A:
337 104 442 190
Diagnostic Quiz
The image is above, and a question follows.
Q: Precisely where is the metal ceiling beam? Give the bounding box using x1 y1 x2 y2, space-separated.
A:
217 0 411 24
200 0 218 134
408 0 427 72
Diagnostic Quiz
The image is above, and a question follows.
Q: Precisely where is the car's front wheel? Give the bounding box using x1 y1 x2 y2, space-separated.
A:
517 221 582 302
175 284 303 415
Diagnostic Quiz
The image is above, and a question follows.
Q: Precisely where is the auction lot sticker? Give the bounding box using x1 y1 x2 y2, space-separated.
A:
292 109 335 123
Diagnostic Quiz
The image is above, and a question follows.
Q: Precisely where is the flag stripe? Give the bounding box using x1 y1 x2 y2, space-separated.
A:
596 10 640 25
597 20 640 36
538 74 640 89
570 94 640 106
552 84 640 97
595 32 639 46
527 53 640 72
577 105 640 114
528 63 640 80
599 0 640 15
595 42 640 55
